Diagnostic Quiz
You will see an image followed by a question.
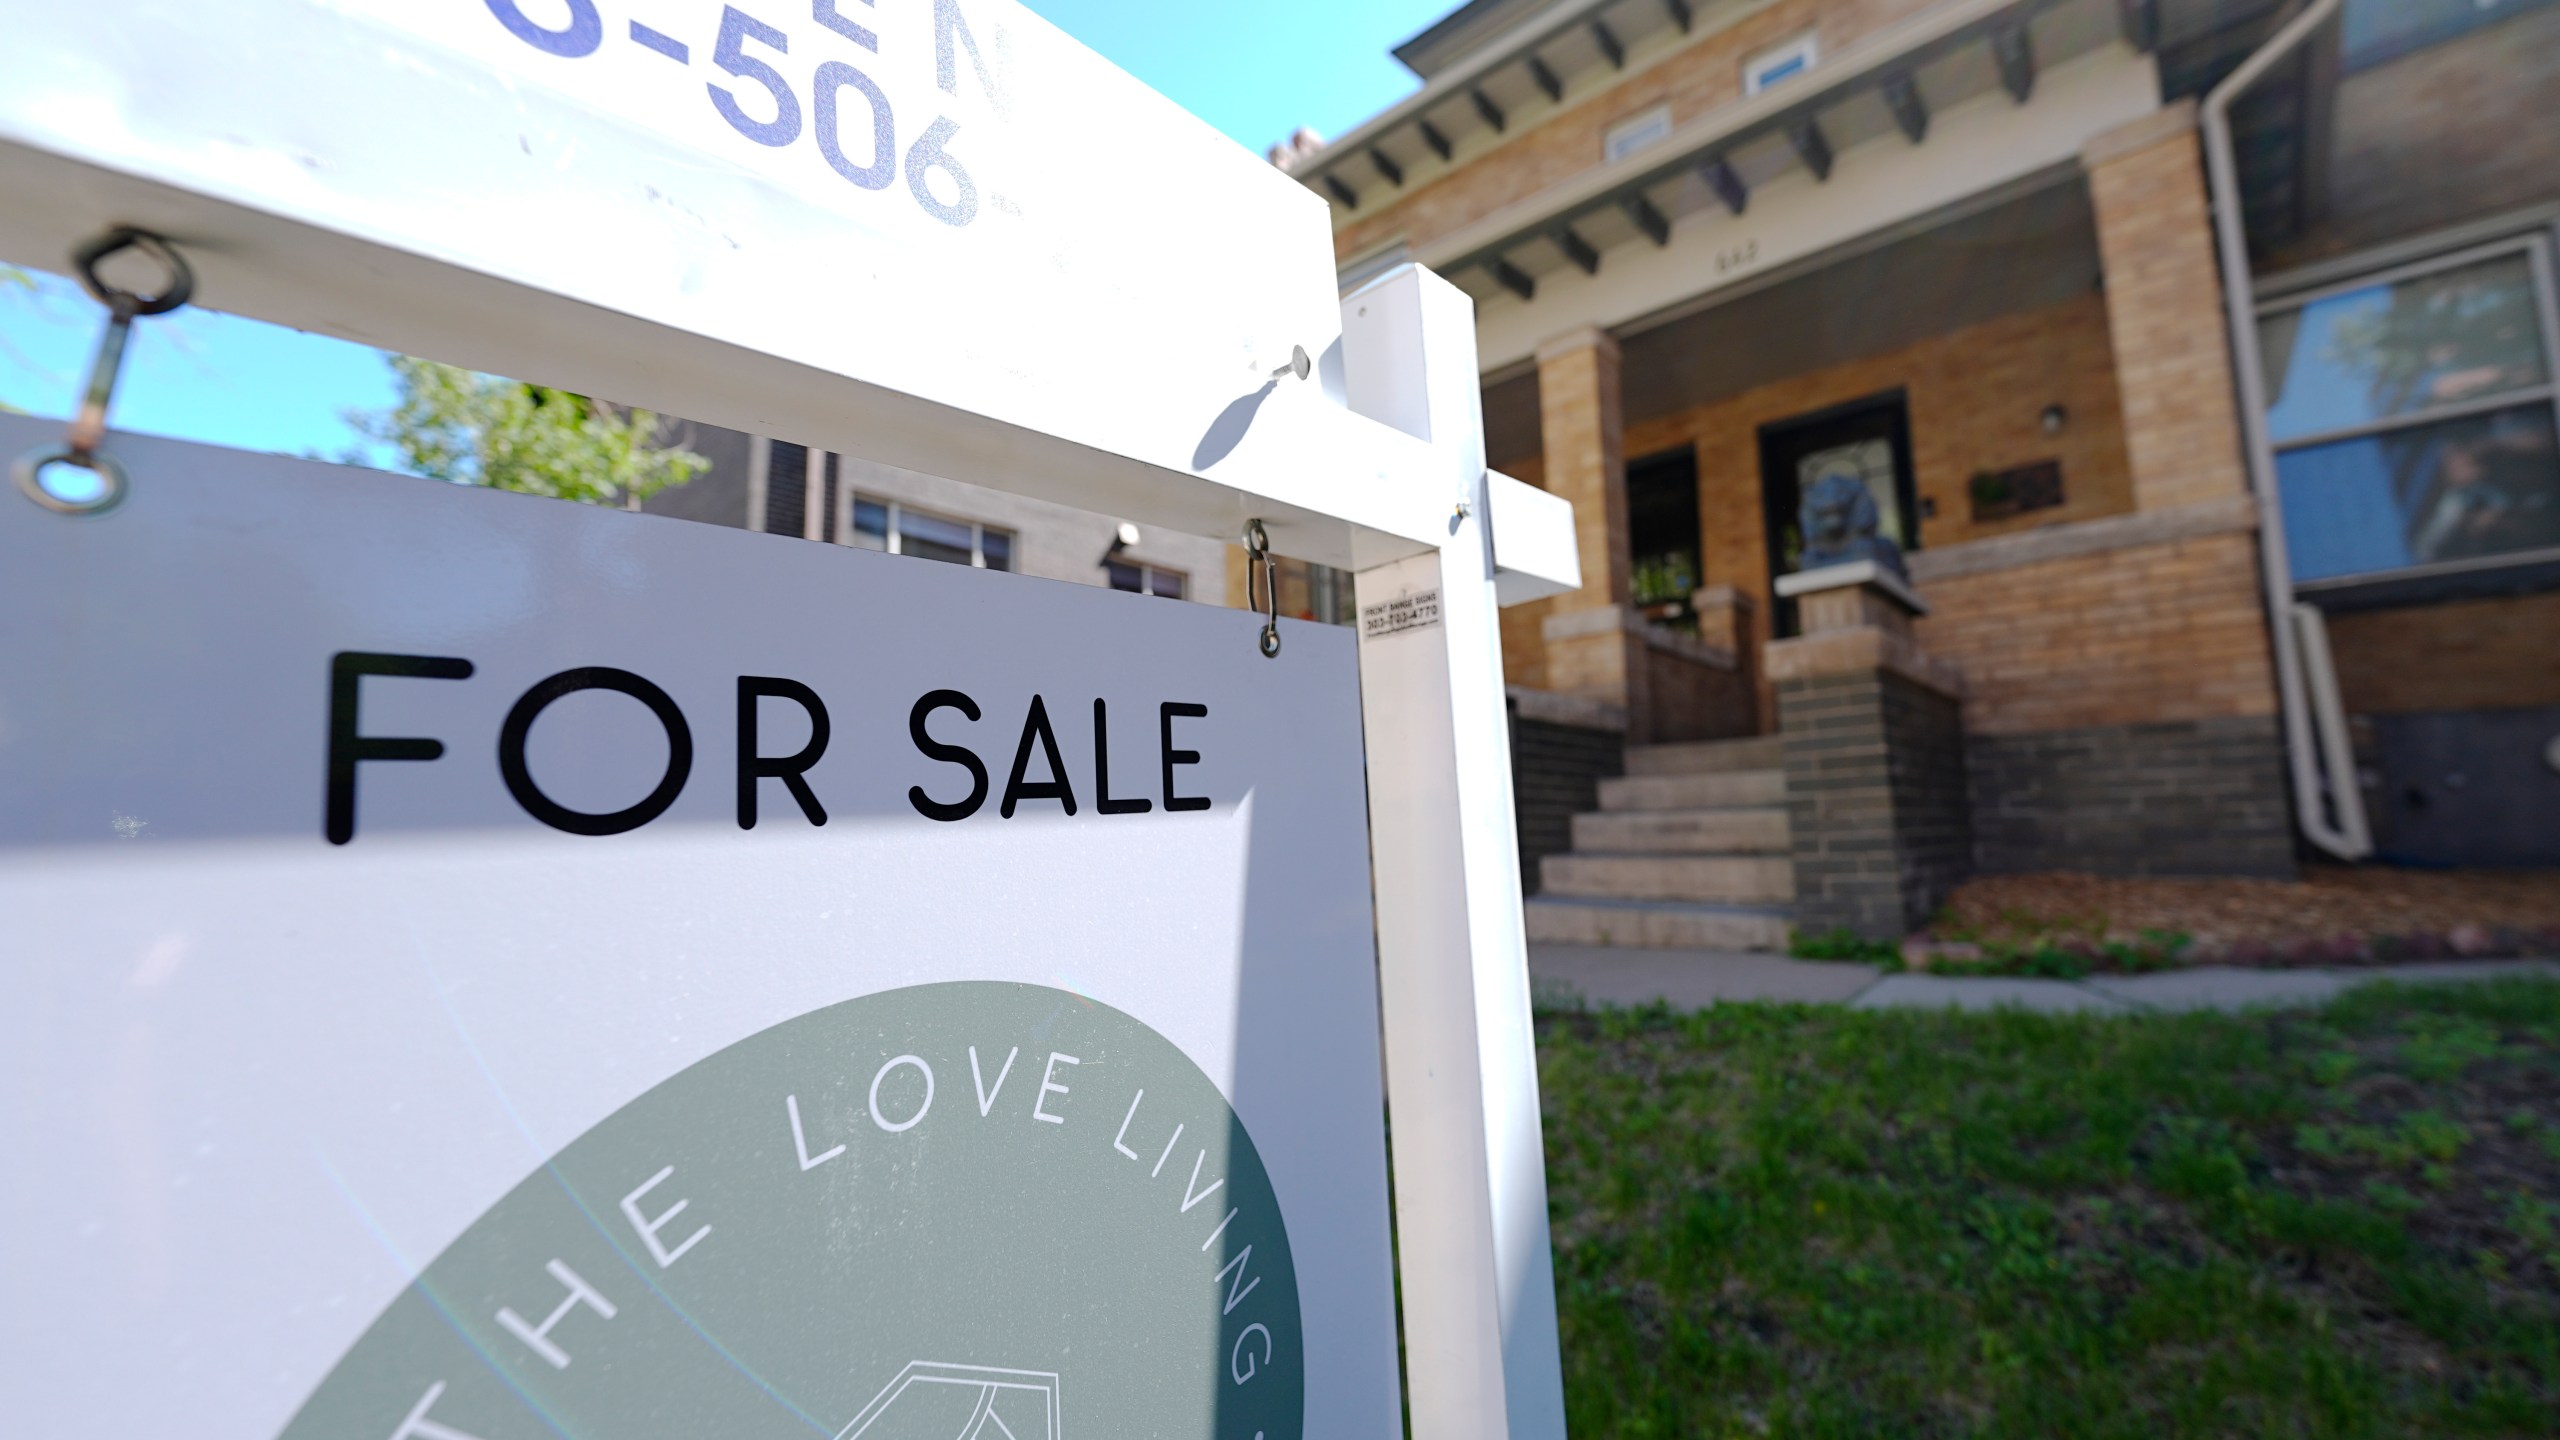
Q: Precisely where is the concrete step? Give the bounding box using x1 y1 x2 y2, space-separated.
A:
1597 769 1787 812
1623 735 1786 777
1540 852 1796 904
1570 805 1791 855
1524 896 1792 952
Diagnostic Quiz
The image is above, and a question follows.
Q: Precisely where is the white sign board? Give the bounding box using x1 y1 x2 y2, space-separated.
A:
0 415 1401 1440
0 2 1384 544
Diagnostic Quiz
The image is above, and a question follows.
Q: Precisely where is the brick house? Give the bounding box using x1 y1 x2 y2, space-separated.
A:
644 426 1233 603
1274 0 2560 945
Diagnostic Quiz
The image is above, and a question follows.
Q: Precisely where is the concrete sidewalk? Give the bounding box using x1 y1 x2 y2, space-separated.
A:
1529 943 2560 1015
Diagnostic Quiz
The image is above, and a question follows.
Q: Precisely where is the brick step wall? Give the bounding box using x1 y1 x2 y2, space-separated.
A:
1527 741 1796 952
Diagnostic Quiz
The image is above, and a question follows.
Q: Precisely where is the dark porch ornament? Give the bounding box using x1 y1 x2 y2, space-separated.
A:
1797 470 1908 578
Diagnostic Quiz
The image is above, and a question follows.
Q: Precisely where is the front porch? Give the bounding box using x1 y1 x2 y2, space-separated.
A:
1499 104 2295 946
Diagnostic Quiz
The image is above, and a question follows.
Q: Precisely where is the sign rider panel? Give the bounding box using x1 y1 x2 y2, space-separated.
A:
0 415 1399 1440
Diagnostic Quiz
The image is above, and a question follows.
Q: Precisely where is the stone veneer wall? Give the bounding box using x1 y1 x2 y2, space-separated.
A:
1509 700 1626 896
1778 669 1971 940
1967 717 2295 878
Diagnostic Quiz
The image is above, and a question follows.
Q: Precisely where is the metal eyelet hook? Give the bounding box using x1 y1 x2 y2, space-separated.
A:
1244 518 1282 659
12 227 194 517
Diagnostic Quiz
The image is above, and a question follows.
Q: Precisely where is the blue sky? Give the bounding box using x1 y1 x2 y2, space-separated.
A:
0 0 1447 461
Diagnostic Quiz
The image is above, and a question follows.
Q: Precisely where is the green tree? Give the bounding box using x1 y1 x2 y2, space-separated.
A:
351 354 706 507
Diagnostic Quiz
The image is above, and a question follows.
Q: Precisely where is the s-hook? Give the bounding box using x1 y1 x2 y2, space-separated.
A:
1243 518 1282 659
11 227 195 516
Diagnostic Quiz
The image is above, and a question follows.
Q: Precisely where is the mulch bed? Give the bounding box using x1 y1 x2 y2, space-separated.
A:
1931 868 2560 966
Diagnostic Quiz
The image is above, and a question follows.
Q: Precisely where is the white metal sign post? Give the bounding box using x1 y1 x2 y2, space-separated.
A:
0 4 1581 1438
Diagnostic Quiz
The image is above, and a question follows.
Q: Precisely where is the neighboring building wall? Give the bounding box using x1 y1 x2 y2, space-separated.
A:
2328 592 2560 716
642 435 1230 603
2275 2 2560 267
1331 0 1943 263
838 457 1229 600
638 422 757 529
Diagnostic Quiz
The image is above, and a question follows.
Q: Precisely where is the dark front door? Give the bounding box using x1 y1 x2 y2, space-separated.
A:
1758 392 1920 636
1627 443 1702 629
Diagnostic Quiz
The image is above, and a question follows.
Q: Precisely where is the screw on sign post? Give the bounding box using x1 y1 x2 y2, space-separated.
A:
0 6 1581 1440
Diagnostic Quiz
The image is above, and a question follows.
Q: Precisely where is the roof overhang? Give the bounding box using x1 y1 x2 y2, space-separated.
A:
1464 31 2159 370
1413 0 2146 296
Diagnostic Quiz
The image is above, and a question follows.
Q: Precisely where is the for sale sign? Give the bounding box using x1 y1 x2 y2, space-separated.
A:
0 416 1400 1440
0 1 1347 498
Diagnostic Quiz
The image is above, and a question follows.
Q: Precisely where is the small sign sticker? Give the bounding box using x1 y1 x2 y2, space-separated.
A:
1361 589 1442 640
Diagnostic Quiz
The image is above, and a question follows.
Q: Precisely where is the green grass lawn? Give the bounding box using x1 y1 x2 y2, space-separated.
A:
1537 979 2560 1438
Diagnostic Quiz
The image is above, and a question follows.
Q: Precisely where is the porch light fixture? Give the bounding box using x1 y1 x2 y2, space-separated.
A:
2039 404 2068 434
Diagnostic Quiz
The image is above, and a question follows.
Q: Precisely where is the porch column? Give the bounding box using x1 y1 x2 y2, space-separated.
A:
2084 100 2252 512
1533 326 1648 736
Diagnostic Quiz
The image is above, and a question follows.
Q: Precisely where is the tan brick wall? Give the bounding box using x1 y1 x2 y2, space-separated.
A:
2328 591 2560 716
1916 530 2279 734
2084 108 2252 513
1331 0 1941 262
1538 328 1631 612
1619 291 2133 652
1500 602 1552 690
2273 5 2560 268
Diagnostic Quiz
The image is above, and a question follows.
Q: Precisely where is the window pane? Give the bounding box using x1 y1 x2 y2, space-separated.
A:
898 510 975 566
1603 107 1671 163
2261 254 2549 443
2278 404 2560 582
1149 568 1185 599
1105 559 1144 592
980 528 1013 572
849 498 889 551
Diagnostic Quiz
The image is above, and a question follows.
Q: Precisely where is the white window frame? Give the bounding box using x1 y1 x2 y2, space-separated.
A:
1742 33 1818 95
843 491 1015 570
2255 228 2560 590
1602 105 1673 165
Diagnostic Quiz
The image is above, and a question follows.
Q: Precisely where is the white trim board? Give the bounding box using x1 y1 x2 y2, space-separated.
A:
1466 42 2159 373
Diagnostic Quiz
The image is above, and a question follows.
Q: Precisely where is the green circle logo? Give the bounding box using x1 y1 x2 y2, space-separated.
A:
281 983 1302 1440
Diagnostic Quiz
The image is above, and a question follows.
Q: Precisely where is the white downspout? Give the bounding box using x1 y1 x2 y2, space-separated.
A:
2198 0 2374 860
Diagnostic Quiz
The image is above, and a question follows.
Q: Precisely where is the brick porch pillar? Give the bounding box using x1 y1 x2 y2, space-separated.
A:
1534 325 1650 736
1769 563 1970 941
2084 100 2252 513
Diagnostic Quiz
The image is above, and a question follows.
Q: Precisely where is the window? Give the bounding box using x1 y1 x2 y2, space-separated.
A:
847 495 1015 570
2257 238 2560 586
1603 106 1673 164
2344 0 2556 71
1105 559 1186 598
1743 34 1818 95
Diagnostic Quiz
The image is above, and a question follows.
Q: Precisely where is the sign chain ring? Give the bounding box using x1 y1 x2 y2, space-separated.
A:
11 227 195 517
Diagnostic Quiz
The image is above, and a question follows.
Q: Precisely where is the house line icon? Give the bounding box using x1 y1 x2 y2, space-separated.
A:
836 1361 1063 1440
